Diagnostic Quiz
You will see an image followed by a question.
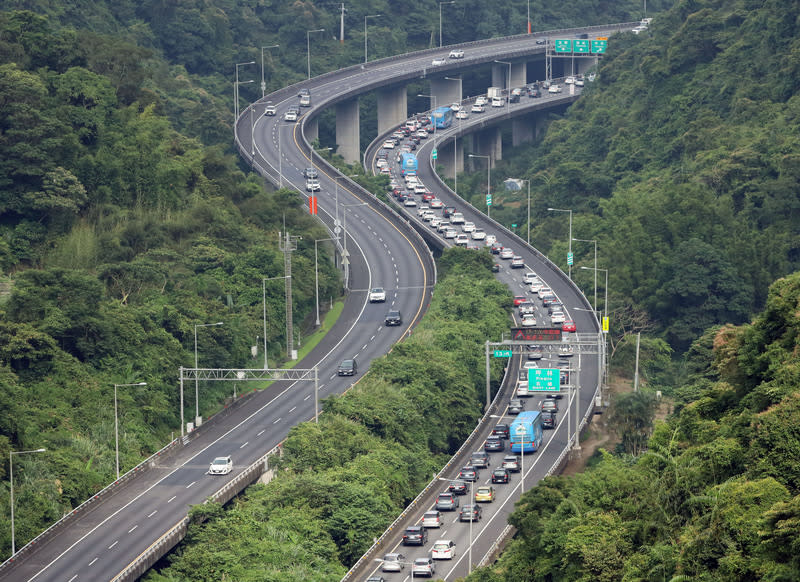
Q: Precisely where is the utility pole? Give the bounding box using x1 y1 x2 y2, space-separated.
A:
340 3 346 43
279 228 300 359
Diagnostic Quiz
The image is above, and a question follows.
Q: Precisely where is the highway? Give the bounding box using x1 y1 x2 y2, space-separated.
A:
1 23 631 582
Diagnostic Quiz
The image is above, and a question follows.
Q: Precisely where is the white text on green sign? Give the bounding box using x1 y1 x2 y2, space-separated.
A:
529 368 561 391
493 349 512 358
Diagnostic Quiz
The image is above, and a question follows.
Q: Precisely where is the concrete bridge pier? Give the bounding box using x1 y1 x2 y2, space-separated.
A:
469 126 502 165
512 114 534 147
336 98 360 164
436 137 463 180
429 77 462 109
377 86 408 135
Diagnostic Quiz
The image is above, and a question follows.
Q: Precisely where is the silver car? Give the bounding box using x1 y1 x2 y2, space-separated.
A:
381 552 406 572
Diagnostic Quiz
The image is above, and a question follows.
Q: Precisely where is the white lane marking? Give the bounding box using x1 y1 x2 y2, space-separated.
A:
108 541 118 549
240 442 249 449
289 406 296 412
68 575 78 582
167 495 176 503
257 430 265 436
186 481 196 489
370 335 376 341
147 510 157 518
362 344 368 350
128 525 138 533
89 557 98 566
273 418 281 424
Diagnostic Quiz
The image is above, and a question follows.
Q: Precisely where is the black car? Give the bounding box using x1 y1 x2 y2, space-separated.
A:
540 398 558 413
490 242 503 254
491 467 510 484
302 167 318 179
529 87 541 98
443 206 456 218
337 359 357 376
402 525 428 546
491 263 501 273
492 423 510 439
448 480 467 495
385 310 402 326
508 399 525 415
542 410 557 429
458 466 479 482
459 504 482 522
484 436 505 452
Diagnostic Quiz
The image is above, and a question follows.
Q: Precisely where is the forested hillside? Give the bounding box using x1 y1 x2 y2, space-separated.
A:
467 270 800 581
470 0 800 352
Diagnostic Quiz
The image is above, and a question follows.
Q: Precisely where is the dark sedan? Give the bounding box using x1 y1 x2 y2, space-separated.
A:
448 480 467 495
491 467 510 484
459 504 482 522
492 423 510 439
458 466 479 482
484 436 505 452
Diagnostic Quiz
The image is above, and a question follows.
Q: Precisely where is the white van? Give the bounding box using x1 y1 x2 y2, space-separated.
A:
491 96 505 107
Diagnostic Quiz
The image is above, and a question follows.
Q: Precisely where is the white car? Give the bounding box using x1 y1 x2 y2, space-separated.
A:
209 456 233 475
475 96 487 106
404 198 418 207
564 76 575 84
431 57 447 66
455 234 469 246
537 286 553 298
448 49 465 59
430 217 442 228
450 102 461 111
462 221 475 233
422 510 443 528
471 230 486 240
445 228 457 239
551 311 566 324
422 210 436 222
485 234 497 245
369 287 387 302
429 198 444 208
575 77 585 86
264 105 276 116
511 256 525 269
417 204 431 216
412 558 435 577
470 104 485 113
548 84 562 93
530 281 544 293
455 109 469 119
432 539 457 560
382 140 395 149
305 179 320 192
500 248 514 259
521 314 536 327
523 271 539 284
283 109 298 121
416 129 429 139
450 212 465 224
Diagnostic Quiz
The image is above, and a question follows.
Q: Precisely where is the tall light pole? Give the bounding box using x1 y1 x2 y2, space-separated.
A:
10 448 46 555
260 45 279 98
262 276 290 369
364 14 381 64
439 1 455 48
234 61 256 121
194 322 223 424
494 59 512 114
340 202 368 290
573 238 597 311
307 28 325 79
548 207 573 279
581 266 608 320
417 93 438 154
445 76 462 194
469 154 491 218
527 0 531 34
114 382 147 480
334 174 356 223
314 237 338 326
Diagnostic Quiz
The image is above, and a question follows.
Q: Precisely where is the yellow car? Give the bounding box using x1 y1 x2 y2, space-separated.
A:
475 486 495 503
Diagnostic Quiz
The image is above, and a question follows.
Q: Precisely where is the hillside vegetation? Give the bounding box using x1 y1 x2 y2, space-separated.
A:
468 0 800 352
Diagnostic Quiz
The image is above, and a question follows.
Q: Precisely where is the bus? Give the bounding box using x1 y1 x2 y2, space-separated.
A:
400 152 418 176
430 106 454 129
509 411 543 453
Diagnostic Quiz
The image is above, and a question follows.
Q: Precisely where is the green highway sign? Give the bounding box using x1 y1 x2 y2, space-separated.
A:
554 39 572 53
486 194 492 206
591 39 608 53
574 39 590 53
529 367 561 391
432 148 438 160
567 252 574 266
493 349 512 358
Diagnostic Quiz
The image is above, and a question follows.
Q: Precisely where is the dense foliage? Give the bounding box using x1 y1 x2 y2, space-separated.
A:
0 10 341 559
463 0 800 352
144 249 512 580
469 271 800 581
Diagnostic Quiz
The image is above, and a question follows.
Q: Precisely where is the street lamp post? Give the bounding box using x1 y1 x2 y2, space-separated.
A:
364 14 381 64
469 154 491 218
10 448 46 555
314 237 338 326
114 382 147 480
581 266 608 320
573 238 598 311
494 59 512 114
194 322 223 425
340 202 368 290
527 0 532 34
260 44 279 98
439 1 455 48
306 28 325 79
234 61 256 121
547 207 573 279
334 174 357 223
417 93 438 154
